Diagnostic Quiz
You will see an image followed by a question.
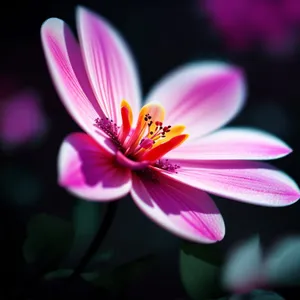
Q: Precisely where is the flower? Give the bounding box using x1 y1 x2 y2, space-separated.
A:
41 7 300 243
202 0 300 54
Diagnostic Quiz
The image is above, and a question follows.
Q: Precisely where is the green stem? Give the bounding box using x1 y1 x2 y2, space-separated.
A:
68 200 118 280
16 201 118 299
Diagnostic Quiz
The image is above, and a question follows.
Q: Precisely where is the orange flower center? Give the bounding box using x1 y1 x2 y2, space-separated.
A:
95 100 188 168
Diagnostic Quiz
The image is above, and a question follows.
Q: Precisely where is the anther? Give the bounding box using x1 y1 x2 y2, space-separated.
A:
155 159 180 173
94 117 121 147
140 138 154 150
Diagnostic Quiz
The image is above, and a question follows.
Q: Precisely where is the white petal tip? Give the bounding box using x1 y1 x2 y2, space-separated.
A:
281 146 293 157
41 18 62 32
287 191 300 206
76 5 97 21
271 188 300 207
75 5 88 16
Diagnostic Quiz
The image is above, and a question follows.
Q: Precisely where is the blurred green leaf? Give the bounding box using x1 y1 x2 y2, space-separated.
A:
266 236 300 286
23 214 74 265
81 271 99 282
44 268 99 282
180 241 224 300
44 269 73 280
181 240 223 266
228 289 284 300
111 254 155 290
93 250 114 262
85 255 155 295
44 256 155 298
66 200 106 266
222 236 263 293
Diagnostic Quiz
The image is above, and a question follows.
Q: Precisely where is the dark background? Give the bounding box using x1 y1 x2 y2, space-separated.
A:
1 0 300 299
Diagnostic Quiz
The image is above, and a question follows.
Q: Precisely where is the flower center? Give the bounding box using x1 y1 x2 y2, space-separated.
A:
95 100 188 171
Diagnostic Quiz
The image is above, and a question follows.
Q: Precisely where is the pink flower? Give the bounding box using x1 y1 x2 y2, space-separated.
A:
0 89 48 149
202 0 300 53
41 7 300 243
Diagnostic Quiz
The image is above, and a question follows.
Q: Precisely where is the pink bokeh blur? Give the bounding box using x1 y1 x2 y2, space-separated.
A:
0 85 48 149
202 0 300 54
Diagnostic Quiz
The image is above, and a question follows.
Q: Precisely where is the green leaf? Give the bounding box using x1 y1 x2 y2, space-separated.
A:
44 256 155 298
44 269 99 282
44 269 73 280
81 271 99 282
180 241 224 300
85 255 155 294
112 254 155 289
23 214 74 265
181 240 224 266
66 200 105 265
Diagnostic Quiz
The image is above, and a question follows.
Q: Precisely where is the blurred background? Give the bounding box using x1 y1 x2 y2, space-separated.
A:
1 0 300 299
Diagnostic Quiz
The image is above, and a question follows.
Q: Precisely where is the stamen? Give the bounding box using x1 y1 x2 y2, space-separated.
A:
144 113 152 121
136 159 180 183
147 119 171 140
95 101 187 180
125 103 165 154
140 138 154 150
95 117 121 147
155 159 180 173
151 125 185 148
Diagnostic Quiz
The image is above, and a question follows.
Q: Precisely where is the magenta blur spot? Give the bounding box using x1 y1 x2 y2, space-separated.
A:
201 0 300 54
0 89 48 149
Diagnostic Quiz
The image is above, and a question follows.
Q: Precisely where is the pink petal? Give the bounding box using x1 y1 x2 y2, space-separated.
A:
159 160 300 206
41 18 115 155
76 6 141 125
58 132 131 201
145 62 246 140
130 172 225 243
166 127 292 160
0 89 48 147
